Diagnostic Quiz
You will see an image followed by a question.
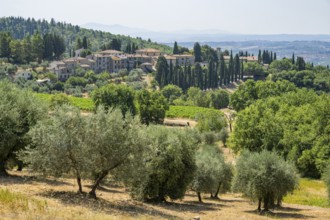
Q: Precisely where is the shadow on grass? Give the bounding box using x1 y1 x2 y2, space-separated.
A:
0 174 72 186
39 191 179 219
244 208 314 219
84 185 124 194
155 200 223 213
185 191 244 204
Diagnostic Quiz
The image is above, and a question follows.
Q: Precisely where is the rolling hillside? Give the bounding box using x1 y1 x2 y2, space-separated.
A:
0 17 172 56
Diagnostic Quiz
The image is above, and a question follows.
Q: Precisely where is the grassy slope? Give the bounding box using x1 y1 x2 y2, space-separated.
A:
284 178 330 208
1 171 330 220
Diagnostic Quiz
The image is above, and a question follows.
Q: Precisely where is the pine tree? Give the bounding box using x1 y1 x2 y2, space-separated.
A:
76 37 82 50
0 32 12 58
31 32 44 63
125 42 131 54
296 57 306 71
43 33 54 59
173 41 179 54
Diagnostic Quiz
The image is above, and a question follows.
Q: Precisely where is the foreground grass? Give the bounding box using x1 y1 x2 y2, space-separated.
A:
0 188 47 214
284 178 330 208
166 105 221 119
35 93 95 111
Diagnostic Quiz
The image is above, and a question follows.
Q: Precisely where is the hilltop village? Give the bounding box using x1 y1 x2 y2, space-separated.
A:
48 47 258 81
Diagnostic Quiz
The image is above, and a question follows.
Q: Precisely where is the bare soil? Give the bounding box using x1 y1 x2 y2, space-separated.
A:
1 171 330 220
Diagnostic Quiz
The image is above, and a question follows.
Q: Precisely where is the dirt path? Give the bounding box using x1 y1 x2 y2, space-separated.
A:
1 171 330 220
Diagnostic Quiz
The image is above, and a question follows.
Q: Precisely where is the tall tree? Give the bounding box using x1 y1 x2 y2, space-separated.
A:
234 54 240 82
0 81 46 175
173 41 179 54
43 33 54 59
75 37 82 50
31 32 44 63
82 36 88 49
292 53 295 65
0 32 12 58
155 56 169 88
194 42 202 62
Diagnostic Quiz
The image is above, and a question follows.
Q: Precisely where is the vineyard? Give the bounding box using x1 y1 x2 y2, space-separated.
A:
166 105 221 119
35 93 95 111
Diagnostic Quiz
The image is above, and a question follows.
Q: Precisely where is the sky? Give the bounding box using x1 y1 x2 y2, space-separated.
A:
1 0 330 35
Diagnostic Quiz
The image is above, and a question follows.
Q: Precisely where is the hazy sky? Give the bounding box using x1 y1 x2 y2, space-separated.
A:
1 0 330 34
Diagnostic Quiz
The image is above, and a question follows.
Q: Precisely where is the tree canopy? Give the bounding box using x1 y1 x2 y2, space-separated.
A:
233 150 298 211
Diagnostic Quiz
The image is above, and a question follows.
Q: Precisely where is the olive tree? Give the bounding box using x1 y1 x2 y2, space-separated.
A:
191 144 233 202
19 105 86 193
0 81 46 175
232 150 298 211
128 126 198 202
83 107 146 198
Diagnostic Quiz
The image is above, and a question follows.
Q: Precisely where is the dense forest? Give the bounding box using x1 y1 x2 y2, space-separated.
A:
0 16 171 58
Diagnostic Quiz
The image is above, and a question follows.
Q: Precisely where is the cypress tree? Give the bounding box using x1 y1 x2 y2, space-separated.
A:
219 54 225 86
292 53 295 65
173 41 179 54
155 56 169 88
168 61 174 85
82 36 88 49
258 50 262 63
240 61 244 80
229 51 234 83
274 52 277 61
194 42 202 62
270 51 273 63
234 54 240 82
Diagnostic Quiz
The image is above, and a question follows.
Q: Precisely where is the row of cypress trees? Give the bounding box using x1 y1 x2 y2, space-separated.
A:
156 52 244 91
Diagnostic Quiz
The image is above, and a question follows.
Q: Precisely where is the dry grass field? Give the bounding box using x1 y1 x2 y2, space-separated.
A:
1 170 330 220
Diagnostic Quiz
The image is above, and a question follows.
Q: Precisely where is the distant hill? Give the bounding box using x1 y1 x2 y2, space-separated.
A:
82 22 330 43
165 41 330 66
0 17 172 55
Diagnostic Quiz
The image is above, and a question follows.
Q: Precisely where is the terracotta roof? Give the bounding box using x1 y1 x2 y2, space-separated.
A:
173 55 194 58
97 50 123 55
136 48 161 53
